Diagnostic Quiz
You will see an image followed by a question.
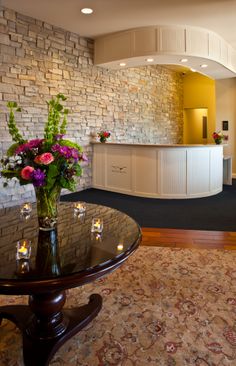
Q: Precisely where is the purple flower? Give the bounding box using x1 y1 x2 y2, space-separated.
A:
71 148 79 160
77 152 88 162
60 146 72 159
51 144 80 161
31 169 46 187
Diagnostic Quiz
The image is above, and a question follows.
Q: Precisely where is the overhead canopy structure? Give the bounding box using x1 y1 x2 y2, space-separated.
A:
95 25 236 80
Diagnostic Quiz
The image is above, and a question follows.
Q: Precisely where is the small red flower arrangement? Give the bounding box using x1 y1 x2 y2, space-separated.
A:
98 131 111 143
212 131 228 144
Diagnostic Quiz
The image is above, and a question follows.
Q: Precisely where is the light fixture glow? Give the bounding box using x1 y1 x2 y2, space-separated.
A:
180 58 188 63
119 62 126 67
200 64 208 68
81 7 93 14
146 58 154 62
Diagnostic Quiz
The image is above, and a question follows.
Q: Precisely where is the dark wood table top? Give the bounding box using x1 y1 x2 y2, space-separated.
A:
0 202 141 294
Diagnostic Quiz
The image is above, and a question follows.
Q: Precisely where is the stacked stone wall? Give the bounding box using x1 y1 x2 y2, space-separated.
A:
0 7 183 207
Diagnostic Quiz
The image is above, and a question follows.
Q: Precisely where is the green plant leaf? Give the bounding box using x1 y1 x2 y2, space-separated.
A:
7 143 20 156
47 164 59 179
75 164 82 177
59 176 76 191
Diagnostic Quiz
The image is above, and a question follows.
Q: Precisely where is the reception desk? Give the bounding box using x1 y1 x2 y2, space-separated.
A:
92 143 223 199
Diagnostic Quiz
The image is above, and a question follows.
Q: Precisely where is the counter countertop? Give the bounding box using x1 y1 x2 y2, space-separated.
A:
91 142 224 148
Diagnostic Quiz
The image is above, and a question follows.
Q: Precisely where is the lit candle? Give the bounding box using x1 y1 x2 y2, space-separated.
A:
20 202 32 214
18 246 27 255
91 218 103 233
16 239 31 260
74 201 86 213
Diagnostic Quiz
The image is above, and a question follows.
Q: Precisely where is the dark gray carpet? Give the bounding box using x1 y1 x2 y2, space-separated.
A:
61 181 236 231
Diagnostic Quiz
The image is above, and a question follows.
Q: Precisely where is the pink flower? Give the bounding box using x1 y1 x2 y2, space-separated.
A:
34 152 54 165
21 166 34 180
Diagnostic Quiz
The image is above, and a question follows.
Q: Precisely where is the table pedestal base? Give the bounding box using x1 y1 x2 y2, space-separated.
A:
0 293 102 366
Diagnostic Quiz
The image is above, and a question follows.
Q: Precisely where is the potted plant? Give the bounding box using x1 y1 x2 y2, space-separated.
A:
98 131 111 143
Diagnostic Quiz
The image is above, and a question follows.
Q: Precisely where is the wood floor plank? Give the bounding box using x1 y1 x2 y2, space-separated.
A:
141 227 236 250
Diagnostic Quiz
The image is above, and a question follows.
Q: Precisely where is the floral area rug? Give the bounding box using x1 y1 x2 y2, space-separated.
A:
1 246 236 366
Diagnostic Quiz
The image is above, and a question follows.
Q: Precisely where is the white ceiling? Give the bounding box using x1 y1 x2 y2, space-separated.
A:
2 0 236 50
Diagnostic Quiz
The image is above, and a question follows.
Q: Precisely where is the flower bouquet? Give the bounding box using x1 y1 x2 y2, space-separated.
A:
1 94 87 229
212 131 228 144
98 131 111 143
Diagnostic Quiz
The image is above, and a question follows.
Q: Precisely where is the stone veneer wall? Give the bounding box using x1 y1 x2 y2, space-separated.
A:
0 7 183 207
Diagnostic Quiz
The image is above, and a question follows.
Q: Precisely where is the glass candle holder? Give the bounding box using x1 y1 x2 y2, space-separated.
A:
16 239 31 260
20 202 32 215
73 201 86 214
76 212 86 223
91 218 103 233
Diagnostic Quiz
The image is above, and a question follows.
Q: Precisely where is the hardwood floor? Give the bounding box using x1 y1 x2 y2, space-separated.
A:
141 227 236 250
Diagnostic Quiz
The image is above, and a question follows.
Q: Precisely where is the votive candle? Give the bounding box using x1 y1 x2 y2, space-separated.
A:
74 201 86 214
16 239 31 260
20 202 32 214
91 218 103 233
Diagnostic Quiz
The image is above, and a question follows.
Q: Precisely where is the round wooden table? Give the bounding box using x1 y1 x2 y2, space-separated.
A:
0 202 141 366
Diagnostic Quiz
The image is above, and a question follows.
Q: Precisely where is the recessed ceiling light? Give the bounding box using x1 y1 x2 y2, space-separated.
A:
81 7 93 14
146 58 154 62
190 68 196 72
180 58 188 63
119 62 126 67
200 64 208 68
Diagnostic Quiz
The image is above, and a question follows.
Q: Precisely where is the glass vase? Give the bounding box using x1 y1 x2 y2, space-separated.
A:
215 138 222 144
35 185 61 231
100 137 107 143
36 229 61 276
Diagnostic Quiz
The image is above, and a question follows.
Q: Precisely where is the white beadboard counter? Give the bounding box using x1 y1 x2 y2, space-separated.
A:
91 142 224 199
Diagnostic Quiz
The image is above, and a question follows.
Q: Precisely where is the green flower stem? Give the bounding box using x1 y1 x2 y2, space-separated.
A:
35 185 61 230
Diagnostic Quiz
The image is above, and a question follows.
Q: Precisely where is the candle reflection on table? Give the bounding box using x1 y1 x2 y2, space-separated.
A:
16 260 30 276
91 232 102 242
117 243 124 251
35 229 61 277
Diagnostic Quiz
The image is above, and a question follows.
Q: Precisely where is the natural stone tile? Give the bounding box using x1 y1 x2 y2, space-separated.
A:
0 5 183 207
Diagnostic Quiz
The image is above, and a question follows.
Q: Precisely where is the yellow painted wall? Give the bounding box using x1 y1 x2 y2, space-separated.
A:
183 73 216 144
184 108 208 144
